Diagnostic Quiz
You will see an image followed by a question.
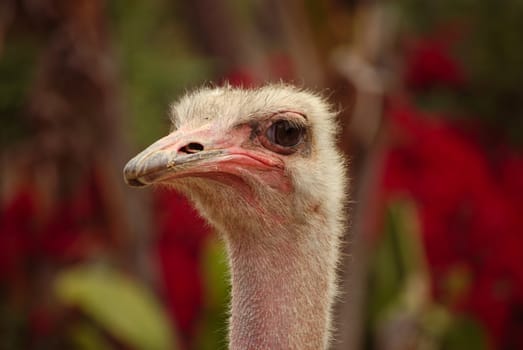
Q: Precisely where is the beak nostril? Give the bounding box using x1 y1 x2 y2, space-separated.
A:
126 177 147 187
180 142 204 154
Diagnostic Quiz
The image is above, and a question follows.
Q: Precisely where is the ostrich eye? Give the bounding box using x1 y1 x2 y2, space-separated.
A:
266 120 304 147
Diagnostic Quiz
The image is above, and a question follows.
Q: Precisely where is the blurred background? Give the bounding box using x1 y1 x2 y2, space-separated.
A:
1 0 522 349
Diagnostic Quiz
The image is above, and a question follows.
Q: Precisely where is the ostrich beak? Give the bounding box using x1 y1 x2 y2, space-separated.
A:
123 125 282 188
123 128 228 187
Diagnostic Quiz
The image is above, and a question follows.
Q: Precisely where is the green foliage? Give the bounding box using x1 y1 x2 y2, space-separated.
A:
367 200 425 322
55 265 177 350
108 0 213 148
0 296 27 350
196 238 230 350
442 316 487 350
68 322 113 350
397 0 523 145
397 0 477 33
366 199 488 349
0 37 39 147
460 0 523 144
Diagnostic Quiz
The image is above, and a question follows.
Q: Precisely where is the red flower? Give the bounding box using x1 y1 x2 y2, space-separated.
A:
221 52 296 88
382 102 523 347
0 187 37 282
404 38 465 91
153 189 210 347
222 68 256 87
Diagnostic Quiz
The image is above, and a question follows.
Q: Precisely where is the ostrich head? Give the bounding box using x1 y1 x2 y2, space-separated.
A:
124 84 347 350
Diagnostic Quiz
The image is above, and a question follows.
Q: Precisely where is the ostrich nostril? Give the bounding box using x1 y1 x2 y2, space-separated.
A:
126 177 147 187
179 142 204 154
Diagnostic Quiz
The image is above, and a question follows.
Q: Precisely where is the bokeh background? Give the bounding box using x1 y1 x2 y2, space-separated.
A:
1 0 522 349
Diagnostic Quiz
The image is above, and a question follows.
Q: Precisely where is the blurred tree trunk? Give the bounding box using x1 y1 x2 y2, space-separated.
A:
180 0 270 80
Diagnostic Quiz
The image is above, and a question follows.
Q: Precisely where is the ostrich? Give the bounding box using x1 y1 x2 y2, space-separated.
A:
123 84 347 350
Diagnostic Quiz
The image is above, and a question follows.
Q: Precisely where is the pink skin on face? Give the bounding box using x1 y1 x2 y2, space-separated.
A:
124 122 293 195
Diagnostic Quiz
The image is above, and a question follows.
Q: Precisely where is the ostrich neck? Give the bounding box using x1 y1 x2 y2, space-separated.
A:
224 219 339 350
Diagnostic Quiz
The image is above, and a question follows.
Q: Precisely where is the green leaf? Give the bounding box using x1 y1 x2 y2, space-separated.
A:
55 265 177 350
196 238 230 350
69 322 113 350
202 238 230 307
368 199 427 321
442 316 488 350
